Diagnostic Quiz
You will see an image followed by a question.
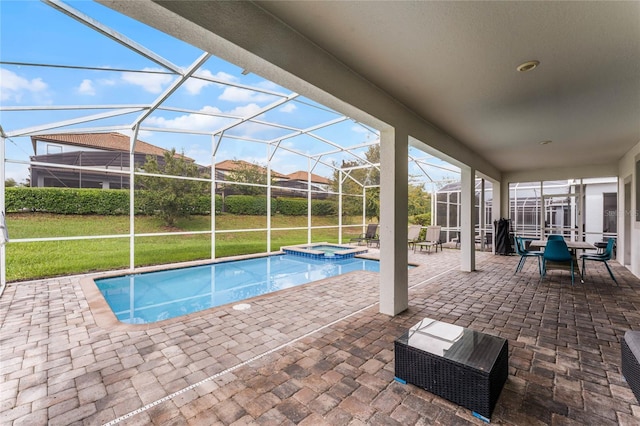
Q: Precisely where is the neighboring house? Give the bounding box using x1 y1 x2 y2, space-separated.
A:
281 171 331 193
213 160 331 199
30 132 193 189
213 159 287 183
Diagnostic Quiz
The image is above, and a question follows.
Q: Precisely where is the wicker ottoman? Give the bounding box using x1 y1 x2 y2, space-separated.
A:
622 331 640 404
395 318 508 421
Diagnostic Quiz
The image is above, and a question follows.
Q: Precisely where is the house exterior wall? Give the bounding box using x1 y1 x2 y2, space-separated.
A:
583 180 618 246
618 140 640 278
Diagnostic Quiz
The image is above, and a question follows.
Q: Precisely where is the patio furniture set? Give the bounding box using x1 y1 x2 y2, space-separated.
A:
513 235 617 285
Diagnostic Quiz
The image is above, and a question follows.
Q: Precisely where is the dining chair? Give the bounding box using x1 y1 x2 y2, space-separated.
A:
547 234 564 241
541 239 574 285
581 238 617 284
513 236 542 274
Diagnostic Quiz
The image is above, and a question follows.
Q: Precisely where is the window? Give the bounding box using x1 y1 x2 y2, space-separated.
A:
603 192 617 233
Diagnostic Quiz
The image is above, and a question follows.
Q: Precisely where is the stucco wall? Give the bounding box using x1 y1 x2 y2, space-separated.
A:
618 140 640 277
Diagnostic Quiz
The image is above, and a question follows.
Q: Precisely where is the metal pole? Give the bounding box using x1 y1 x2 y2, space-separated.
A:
0 135 6 294
129 127 139 271
211 134 217 259
338 170 343 243
266 145 272 253
307 156 312 244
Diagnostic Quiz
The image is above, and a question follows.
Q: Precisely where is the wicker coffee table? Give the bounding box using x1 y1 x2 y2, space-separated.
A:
394 318 508 422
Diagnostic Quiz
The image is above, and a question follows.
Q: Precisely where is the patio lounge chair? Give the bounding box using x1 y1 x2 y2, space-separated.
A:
350 223 379 246
407 225 422 249
414 225 442 253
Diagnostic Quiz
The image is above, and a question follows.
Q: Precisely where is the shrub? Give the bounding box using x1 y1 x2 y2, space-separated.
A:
311 199 337 216
276 198 308 215
224 195 275 215
411 213 431 226
6 187 130 215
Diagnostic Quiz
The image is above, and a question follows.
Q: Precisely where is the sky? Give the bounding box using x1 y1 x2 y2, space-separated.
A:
0 0 459 186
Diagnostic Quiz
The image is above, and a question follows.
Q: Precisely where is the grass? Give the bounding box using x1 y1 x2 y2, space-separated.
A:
6 213 366 281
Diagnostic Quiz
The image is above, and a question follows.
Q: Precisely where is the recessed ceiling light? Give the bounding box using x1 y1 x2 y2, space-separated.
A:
539 140 552 145
517 60 540 72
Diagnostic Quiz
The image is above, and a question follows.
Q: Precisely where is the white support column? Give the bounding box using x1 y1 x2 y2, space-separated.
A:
379 127 408 316
266 148 272 253
338 170 343 243
307 157 312 244
480 179 485 251
0 135 6 292
461 166 476 272
129 127 139 271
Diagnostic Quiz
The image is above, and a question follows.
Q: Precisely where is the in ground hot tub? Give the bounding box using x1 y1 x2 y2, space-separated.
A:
281 243 368 260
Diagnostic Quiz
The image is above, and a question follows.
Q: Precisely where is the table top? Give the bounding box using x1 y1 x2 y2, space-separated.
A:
529 240 595 250
395 318 506 372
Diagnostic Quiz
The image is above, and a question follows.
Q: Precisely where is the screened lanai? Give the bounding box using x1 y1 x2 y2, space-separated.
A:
0 0 461 289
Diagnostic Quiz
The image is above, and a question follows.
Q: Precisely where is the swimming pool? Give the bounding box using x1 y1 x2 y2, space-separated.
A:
95 254 380 324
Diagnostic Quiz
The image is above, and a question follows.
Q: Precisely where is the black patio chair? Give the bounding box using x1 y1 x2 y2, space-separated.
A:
350 223 378 246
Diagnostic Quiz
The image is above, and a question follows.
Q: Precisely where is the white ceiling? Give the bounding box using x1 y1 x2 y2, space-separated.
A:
104 1 640 176
254 1 640 173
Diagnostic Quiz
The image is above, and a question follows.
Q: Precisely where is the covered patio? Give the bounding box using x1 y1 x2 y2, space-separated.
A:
1 248 639 425
2 1 640 425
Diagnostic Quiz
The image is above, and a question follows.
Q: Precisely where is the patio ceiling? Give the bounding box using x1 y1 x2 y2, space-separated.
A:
103 1 640 175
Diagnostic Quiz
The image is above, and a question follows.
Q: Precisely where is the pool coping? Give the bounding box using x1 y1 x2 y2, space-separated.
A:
281 242 368 259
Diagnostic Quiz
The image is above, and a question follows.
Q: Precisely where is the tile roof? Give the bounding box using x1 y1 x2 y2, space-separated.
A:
215 159 286 178
285 171 331 185
31 132 191 160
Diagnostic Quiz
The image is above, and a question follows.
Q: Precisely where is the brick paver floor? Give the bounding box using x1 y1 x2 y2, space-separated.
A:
1 248 639 425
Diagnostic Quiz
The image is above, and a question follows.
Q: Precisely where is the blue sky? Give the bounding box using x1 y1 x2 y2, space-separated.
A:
0 0 457 186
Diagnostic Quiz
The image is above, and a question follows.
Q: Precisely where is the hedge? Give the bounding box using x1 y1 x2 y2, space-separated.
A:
5 187 338 216
224 195 275 215
5 187 221 215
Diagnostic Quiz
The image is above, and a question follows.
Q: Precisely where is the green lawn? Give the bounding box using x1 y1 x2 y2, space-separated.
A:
6 213 366 281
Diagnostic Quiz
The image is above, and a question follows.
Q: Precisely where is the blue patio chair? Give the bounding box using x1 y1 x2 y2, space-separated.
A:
514 236 542 274
547 234 564 241
541 239 574 285
581 238 617 284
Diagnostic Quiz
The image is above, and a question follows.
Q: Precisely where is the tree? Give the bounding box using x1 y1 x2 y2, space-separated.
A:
4 178 17 187
136 149 210 227
408 183 431 217
223 160 273 196
330 145 380 220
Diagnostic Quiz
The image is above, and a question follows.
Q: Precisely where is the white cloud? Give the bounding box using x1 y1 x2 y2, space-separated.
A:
121 68 174 94
219 86 275 103
145 105 228 131
228 103 263 117
0 68 48 102
279 103 297 113
98 78 116 86
184 70 240 95
77 79 95 95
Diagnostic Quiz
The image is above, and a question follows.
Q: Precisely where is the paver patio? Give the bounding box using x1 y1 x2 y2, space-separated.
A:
1 248 639 425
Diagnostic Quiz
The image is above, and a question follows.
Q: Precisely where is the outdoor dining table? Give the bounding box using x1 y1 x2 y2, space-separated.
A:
528 240 596 251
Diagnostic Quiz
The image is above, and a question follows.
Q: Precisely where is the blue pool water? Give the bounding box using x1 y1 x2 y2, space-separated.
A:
95 254 380 324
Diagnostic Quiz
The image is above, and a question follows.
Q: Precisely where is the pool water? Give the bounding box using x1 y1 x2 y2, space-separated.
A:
305 245 346 254
95 254 380 324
